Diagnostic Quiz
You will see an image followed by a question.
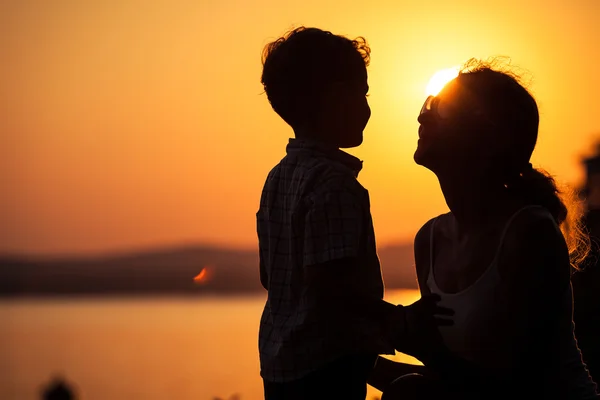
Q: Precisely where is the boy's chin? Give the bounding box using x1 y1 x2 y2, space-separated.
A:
338 133 363 148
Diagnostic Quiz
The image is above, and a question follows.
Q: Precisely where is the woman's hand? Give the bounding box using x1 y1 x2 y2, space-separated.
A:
393 293 454 362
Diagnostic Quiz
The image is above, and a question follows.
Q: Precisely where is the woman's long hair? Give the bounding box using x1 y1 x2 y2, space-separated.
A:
459 58 589 270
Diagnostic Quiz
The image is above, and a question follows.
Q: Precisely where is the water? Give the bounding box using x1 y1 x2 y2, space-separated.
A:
0 289 420 400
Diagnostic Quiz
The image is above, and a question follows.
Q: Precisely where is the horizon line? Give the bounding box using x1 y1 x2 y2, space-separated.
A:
0 239 414 261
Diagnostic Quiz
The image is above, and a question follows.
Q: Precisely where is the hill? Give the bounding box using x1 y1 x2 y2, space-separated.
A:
0 243 417 297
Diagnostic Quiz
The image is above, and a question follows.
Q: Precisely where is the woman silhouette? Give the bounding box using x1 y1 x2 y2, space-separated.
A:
380 59 598 399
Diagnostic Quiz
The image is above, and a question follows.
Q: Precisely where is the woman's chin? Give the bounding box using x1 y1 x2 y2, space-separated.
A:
413 144 429 166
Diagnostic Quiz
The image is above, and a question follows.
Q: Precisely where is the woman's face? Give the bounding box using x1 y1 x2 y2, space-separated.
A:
414 77 495 174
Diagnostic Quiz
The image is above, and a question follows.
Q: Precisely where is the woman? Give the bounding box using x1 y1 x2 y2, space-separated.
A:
371 59 599 399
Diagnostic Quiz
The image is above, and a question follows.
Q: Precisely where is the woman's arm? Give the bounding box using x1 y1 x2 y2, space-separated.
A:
384 219 456 368
367 220 437 392
413 218 436 296
399 218 454 364
496 208 570 384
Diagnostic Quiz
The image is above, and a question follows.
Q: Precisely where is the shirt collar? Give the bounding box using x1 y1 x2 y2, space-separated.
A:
286 138 363 177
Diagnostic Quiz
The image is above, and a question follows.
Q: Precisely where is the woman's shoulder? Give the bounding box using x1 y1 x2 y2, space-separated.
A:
414 213 452 285
414 212 453 246
497 205 569 284
502 205 562 245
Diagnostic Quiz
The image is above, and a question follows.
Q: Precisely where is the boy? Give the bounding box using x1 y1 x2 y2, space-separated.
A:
257 27 450 400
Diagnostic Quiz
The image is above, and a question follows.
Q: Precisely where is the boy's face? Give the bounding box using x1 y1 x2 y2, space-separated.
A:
318 66 371 148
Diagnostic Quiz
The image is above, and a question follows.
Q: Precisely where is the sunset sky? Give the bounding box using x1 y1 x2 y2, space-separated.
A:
2 0 599 255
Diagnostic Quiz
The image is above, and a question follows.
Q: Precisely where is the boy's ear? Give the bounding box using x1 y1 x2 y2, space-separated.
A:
327 81 347 94
320 81 346 105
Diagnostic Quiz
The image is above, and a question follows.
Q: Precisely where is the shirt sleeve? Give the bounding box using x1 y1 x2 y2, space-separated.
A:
302 181 366 267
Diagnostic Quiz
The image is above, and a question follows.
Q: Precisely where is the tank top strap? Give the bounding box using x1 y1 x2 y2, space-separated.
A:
428 216 439 287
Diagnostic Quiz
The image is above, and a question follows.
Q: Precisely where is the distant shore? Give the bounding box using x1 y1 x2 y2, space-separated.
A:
0 243 418 297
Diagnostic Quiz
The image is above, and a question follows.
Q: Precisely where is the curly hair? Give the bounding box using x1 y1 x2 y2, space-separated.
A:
260 26 371 128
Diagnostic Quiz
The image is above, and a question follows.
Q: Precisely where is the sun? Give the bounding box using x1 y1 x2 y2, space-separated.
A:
425 67 460 96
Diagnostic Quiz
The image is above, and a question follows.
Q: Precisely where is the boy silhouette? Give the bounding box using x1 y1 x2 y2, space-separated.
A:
257 27 451 400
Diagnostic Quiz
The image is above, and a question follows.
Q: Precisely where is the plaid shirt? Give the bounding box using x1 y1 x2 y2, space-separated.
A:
256 138 394 383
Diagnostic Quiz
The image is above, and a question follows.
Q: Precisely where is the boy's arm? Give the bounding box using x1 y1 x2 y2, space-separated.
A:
302 182 406 338
302 184 452 347
304 256 404 330
258 245 268 290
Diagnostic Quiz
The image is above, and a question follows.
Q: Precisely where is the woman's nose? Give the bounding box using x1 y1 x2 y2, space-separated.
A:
418 109 436 125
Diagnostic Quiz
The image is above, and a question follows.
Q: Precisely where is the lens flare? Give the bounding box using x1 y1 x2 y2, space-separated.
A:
425 67 460 96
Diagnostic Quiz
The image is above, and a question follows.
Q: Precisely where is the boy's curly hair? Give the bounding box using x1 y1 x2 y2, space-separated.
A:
261 26 370 128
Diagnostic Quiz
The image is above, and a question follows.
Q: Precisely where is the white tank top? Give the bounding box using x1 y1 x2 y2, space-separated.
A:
427 206 599 397
426 205 540 368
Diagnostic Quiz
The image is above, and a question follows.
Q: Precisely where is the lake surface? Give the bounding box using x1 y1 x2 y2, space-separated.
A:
0 289 420 400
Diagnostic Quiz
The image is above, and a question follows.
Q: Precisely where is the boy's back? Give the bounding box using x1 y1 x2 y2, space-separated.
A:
257 138 392 383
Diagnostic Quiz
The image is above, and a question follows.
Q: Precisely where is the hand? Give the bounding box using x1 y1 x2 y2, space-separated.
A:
405 293 453 332
394 293 454 361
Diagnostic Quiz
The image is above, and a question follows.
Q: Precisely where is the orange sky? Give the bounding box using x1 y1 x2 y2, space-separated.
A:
2 0 599 255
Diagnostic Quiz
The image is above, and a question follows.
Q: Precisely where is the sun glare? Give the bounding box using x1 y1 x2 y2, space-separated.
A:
425 67 460 96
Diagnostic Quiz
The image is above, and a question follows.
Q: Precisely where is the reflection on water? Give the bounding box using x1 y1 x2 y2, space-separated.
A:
0 289 420 400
